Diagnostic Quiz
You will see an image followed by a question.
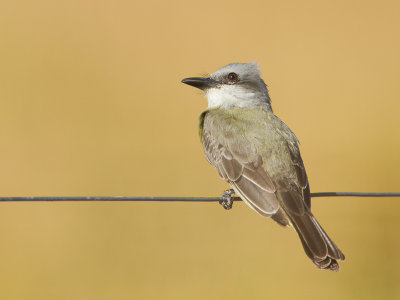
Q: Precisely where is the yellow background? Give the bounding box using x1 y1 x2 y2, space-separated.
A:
1 0 400 299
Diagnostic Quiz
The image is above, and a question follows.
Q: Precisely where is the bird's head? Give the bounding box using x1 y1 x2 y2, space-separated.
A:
182 62 271 110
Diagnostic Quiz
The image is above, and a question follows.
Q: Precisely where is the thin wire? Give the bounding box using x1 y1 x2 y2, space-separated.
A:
310 192 400 197
0 192 399 202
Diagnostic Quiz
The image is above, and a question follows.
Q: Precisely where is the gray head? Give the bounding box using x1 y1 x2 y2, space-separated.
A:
182 62 271 110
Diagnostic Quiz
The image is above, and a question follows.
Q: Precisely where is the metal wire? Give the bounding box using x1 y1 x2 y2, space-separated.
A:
0 192 399 202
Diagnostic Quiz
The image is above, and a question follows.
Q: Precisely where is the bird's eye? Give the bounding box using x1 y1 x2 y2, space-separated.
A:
227 72 239 82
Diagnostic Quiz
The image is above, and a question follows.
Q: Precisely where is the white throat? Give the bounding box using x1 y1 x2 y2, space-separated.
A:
205 85 262 109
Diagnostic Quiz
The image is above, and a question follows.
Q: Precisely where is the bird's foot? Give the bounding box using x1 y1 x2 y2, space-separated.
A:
219 189 235 210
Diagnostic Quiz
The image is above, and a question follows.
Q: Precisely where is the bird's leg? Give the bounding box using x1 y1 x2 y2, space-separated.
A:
219 189 235 210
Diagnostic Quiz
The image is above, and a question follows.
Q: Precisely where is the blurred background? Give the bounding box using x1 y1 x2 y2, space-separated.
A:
0 0 400 299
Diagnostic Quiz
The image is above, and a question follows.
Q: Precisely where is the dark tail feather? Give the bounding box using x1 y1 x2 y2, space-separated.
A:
289 212 345 271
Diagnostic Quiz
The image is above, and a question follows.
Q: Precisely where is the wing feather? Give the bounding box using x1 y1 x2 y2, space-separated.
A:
232 177 279 215
277 187 305 216
242 167 275 193
220 156 243 181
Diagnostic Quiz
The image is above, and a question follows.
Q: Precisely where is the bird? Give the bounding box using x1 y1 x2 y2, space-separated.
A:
181 62 345 271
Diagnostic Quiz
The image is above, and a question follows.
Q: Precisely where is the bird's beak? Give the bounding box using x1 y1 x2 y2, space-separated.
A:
181 77 217 90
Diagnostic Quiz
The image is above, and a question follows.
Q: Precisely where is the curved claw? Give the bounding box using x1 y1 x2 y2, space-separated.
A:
219 189 235 210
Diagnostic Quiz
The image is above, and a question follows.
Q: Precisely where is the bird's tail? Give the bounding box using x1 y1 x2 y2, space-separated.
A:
289 212 345 271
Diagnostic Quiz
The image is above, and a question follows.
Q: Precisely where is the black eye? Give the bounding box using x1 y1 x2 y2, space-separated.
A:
227 72 238 82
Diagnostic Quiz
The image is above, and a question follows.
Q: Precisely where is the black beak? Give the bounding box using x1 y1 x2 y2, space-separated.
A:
181 77 217 90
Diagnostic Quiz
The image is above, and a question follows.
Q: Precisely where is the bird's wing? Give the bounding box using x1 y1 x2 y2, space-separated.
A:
201 110 344 269
274 117 311 210
288 145 311 209
201 111 286 222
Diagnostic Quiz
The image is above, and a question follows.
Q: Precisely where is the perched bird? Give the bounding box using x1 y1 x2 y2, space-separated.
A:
182 62 345 271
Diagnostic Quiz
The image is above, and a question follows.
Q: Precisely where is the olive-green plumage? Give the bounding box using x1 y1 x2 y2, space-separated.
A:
183 62 344 271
